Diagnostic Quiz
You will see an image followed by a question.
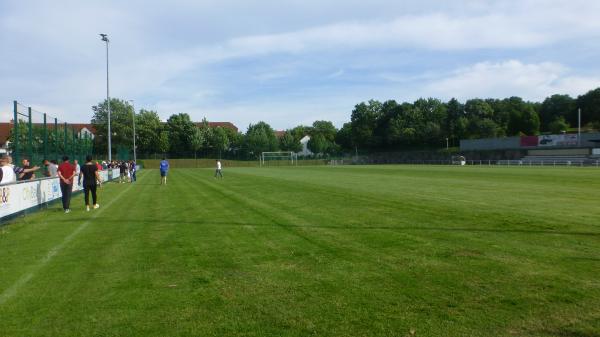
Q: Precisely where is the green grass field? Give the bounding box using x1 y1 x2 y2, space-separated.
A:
1 166 599 337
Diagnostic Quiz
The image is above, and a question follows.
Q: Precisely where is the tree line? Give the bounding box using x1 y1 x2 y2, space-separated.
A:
91 88 600 158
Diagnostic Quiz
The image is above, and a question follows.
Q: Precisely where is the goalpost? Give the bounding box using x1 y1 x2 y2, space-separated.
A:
260 151 298 166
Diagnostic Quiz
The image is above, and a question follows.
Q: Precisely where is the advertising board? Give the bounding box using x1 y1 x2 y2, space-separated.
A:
0 168 123 219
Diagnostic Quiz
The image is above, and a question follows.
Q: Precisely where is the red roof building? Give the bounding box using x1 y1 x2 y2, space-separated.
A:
0 122 11 148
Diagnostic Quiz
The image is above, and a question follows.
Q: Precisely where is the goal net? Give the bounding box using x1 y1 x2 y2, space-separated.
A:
260 151 298 166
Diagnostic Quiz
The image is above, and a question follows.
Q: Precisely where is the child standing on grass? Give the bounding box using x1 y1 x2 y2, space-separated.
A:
214 160 223 178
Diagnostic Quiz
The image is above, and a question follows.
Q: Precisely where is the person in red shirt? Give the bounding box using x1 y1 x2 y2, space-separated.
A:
57 156 76 213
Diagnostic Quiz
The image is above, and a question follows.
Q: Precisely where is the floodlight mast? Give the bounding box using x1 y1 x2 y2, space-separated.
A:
129 100 137 163
100 33 112 162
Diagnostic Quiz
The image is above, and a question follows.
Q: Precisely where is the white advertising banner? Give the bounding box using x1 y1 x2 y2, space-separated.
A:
538 134 578 147
0 168 122 219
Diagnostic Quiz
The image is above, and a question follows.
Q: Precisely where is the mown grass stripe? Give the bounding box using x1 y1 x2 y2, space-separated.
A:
0 182 135 306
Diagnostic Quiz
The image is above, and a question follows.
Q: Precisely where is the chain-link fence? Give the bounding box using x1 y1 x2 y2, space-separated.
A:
8 100 93 168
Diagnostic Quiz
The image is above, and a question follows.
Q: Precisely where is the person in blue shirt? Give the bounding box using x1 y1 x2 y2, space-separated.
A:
160 157 169 185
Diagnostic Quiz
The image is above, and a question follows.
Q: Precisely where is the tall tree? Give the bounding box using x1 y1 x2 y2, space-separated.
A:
210 127 230 158
311 120 337 142
135 109 163 155
91 98 134 155
350 100 382 149
280 130 302 152
245 121 278 157
157 131 170 155
290 125 311 142
190 127 205 159
576 88 600 125
307 133 329 155
539 94 575 131
223 127 244 158
335 123 353 151
308 120 338 155
463 99 495 139
414 98 447 145
505 97 540 135
464 99 494 120
197 117 213 153
445 98 464 145
166 113 196 155
548 117 570 134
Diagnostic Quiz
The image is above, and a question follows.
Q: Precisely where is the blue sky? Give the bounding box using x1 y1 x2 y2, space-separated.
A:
1 0 600 131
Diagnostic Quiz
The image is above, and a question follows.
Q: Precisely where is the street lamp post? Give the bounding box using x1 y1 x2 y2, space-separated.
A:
100 33 112 162
129 100 137 163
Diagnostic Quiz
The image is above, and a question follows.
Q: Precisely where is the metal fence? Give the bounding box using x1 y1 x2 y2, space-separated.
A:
349 158 600 167
9 100 93 167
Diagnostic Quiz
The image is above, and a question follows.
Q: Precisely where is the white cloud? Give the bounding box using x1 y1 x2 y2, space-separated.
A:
425 60 600 101
224 7 600 55
2 0 600 130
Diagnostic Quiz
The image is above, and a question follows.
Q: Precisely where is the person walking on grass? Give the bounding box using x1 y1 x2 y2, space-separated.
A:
79 155 102 212
160 157 169 185
214 159 223 179
57 156 76 214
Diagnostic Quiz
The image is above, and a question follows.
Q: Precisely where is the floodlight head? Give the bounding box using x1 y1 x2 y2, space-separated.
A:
100 33 109 42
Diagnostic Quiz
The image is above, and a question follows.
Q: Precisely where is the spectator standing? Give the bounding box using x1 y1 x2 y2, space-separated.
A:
6 156 37 180
130 160 137 182
42 159 58 177
57 156 76 214
0 156 16 185
119 161 128 183
43 159 51 177
79 155 102 212
49 160 59 177
73 159 81 184
19 158 39 180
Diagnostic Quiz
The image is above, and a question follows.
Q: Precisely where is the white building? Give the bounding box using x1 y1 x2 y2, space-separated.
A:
299 135 313 156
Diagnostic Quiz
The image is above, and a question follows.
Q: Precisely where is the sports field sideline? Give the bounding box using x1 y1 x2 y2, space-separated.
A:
0 165 599 336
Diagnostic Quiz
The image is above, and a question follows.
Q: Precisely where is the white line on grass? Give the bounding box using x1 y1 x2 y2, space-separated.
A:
0 183 134 306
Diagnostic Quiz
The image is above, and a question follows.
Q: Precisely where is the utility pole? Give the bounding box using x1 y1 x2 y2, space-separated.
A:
100 33 112 161
129 100 137 163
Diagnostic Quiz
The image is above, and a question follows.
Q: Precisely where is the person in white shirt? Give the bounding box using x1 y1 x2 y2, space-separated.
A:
73 159 81 184
214 160 223 179
0 156 16 185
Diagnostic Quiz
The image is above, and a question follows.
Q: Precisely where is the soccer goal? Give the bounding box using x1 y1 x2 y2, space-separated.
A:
260 151 298 166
